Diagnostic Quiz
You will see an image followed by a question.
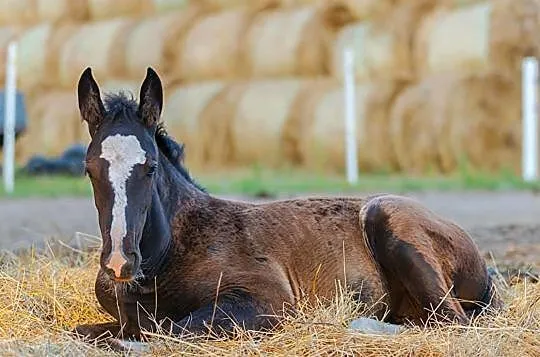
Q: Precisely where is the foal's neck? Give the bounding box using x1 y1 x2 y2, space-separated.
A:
138 153 204 280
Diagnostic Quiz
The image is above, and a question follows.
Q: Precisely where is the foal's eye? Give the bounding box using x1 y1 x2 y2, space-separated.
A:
147 163 157 176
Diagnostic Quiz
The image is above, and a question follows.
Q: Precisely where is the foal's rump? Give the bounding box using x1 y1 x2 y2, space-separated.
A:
360 194 499 324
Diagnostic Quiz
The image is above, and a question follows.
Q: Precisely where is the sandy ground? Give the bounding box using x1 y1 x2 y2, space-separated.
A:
0 191 538 268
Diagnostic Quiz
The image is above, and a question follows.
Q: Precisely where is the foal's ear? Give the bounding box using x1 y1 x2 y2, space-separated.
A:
138 67 163 128
77 67 105 137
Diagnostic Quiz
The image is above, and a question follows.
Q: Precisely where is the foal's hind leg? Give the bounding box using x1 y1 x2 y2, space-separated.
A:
361 196 468 325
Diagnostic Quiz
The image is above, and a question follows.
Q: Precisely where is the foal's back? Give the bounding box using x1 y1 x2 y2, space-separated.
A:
191 194 494 324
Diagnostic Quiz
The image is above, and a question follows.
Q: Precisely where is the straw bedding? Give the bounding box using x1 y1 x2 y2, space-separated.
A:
0 242 537 356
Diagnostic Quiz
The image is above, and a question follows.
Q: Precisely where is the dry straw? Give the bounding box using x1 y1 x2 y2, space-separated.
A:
0 241 537 356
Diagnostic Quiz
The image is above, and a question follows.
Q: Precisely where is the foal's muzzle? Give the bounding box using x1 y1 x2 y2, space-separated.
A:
103 250 140 282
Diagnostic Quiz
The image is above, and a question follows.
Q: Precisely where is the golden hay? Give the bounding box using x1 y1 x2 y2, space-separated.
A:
58 18 136 90
300 81 405 173
243 6 347 78
0 0 37 26
231 79 305 167
17 23 76 93
124 7 203 78
86 0 153 20
161 81 227 169
172 9 256 82
390 71 521 174
332 1 437 83
36 0 89 24
0 245 537 356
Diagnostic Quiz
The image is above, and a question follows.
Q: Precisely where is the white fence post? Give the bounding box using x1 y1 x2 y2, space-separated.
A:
522 56 539 182
3 41 17 194
343 47 359 185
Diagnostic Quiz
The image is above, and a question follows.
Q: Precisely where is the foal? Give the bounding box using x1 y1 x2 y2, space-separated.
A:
73 67 500 347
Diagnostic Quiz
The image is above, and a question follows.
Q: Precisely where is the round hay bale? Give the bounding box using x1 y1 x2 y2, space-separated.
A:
173 9 255 82
199 82 249 167
301 81 403 173
417 0 540 78
447 72 521 173
59 18 135 90
490 0 540 77
17 23 76 92
36 0 88 23
152 0 190 13
390 71 521 174
389 75 458 174
193 0 280 11
87 0 152 20
125 7 202 78
283 77 339 164
231 79 305 167
0 0 37 26
415 3 491 76
162 81 227 168
21 92 81 160
244 7 333 78
332 1 436 82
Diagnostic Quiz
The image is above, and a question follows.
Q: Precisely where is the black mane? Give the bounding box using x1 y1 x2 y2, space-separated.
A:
103 91 206 193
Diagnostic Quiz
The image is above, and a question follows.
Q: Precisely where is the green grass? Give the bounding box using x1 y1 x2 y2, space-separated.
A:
1 166 539 199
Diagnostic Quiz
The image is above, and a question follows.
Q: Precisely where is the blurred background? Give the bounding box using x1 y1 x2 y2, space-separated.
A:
0 0 539 270
0 0 536 174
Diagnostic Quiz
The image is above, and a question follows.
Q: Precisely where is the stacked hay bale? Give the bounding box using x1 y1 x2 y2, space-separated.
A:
2 0 535 175
390 0 536 174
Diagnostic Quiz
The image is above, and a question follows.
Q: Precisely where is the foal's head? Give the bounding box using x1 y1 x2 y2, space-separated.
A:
78 67 163 282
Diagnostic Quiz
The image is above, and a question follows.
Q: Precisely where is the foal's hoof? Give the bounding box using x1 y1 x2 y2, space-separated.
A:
72 324 113 341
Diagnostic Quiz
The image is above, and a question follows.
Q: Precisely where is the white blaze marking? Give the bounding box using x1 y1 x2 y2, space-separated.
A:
100 134 146 277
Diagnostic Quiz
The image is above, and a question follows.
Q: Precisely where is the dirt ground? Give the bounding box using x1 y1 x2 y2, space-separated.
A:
0 191 538 270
